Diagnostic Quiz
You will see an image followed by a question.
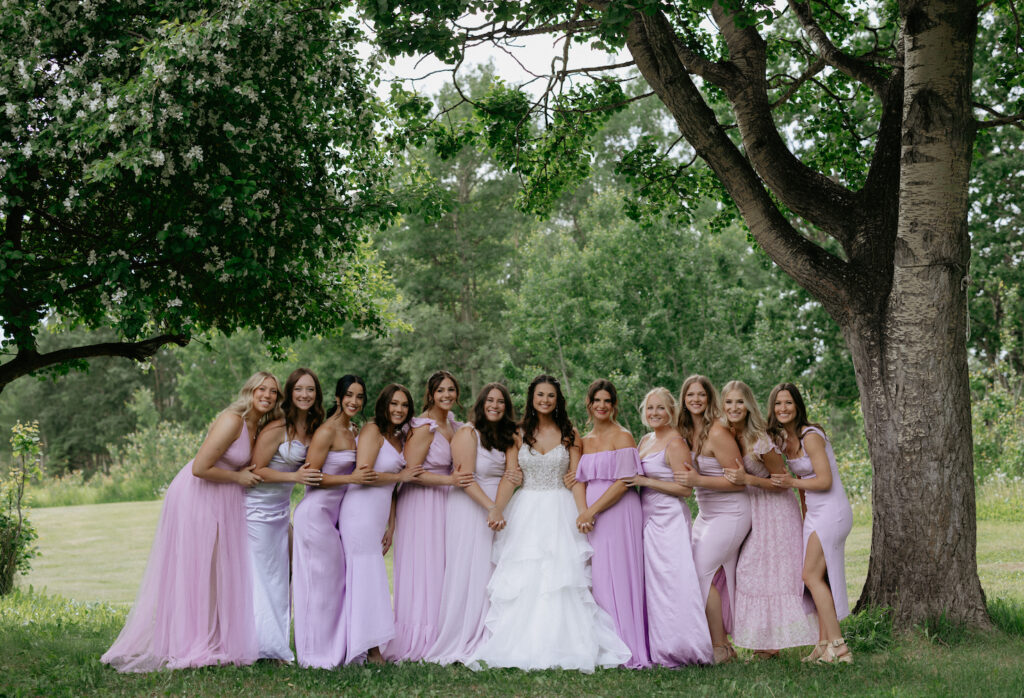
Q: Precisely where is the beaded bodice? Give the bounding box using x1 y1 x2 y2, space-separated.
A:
518 443 569 491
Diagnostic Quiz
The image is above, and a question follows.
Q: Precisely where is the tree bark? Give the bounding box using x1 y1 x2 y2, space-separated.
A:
853 0 988 626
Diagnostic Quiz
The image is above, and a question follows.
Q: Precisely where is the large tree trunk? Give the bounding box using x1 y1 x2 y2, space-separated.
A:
850 0 986 626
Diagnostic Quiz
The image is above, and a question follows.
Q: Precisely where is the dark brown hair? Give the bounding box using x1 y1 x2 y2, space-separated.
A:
766 382 825 445
586 378 619 424
676 374 720 456
282 368 325 440
470 383 517 452
520 374 574 449
422 370 461 412
325 374 367 419
374 383 414 441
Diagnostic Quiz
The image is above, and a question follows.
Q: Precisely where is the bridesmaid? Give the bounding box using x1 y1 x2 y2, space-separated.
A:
767 383 854 664
625 387 713 666
246 368 325 662
568 379 651 669
385 370 464 662
673 375 749 665
719 380 818 656
338 383 416 665
292 375 375 669
427 383 518 665
102 372 281 672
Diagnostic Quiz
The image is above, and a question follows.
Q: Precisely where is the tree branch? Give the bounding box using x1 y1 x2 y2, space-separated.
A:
974 102 1024 131
770 57 827 109
0 334 191 393
788 0 889 95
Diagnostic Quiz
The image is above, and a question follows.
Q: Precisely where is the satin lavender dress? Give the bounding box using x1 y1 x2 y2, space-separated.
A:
692 455 751 634
788 427 853 621
426 430 506 664
102 421 257 672
385 414 460 662
732 438 818 649
638 448 713 666
292 449 356 668
245 439 305 661
576 447 651 669
338 438 405 664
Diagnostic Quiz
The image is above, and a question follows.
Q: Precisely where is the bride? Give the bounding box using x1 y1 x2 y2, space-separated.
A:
471 375 631 672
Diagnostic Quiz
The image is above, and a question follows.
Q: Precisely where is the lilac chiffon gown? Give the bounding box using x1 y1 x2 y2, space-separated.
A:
576 448 651 669
731 438 818 649
691 455 752 635
337 439 405 664
385 414 459 662
426 431 506 664
788 427 854 621
638 449 713 666
245 440 305 661
102 422 257 672
291 449 356 668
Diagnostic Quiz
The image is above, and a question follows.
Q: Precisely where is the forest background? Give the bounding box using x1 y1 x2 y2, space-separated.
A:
1 65 1022 525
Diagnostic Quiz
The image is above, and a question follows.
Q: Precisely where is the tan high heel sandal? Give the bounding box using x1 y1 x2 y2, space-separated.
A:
802 641 828 663
712 643 736 665
817 637 853 664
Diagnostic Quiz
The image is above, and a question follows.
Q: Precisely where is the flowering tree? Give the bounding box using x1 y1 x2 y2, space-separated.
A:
0 1 400 394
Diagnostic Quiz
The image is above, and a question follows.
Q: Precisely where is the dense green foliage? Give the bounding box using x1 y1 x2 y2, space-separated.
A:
1 421 39 593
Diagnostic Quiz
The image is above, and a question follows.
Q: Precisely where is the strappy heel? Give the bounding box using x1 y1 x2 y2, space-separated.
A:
817 637 853 664
802 640 828 663
712 643 736 665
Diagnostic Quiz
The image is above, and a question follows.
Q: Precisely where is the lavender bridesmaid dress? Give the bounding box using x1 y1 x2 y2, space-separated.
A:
102 422 257 672
576 447 651 669
291 449 356 668
245 440 305 661
788 427 854 621
426 430 506 664
337 439 405 664
385 414 459 662
638 449 713 666
731 438 818 649
691 455 752 634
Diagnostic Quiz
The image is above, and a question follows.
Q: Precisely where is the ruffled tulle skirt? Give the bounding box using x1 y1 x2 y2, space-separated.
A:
469 488 631 673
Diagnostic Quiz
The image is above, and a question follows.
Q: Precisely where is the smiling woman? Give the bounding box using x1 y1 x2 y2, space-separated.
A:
100 371 283 673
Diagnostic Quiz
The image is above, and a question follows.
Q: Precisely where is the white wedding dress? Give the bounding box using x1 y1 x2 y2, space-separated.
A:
469 444 631 672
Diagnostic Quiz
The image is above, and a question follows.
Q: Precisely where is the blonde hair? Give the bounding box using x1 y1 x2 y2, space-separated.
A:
676 375 721 456
224 371 284 432
721 380 769 453
639 387 678 428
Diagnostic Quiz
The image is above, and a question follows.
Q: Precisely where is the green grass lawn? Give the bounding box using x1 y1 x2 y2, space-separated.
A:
6 502 1024 696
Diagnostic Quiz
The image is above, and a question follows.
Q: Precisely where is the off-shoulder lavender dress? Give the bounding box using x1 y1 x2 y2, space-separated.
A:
788 427 854 621
337 438 405 664
638 448 713 666
385 414 459 662
691 455 752 634
102 422 257 672
426 430 507 665
576 447 650 668
732 438 818 650
291 448 356 668
245 439 305 661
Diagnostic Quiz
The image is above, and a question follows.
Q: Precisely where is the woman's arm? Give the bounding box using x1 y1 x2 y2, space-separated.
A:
398 424 433 484
450 427 495 510
381 492 397 554
488 443 521 531
771 432 833 491
251 422 322 486
675 426 745 491
630 437 694 497
192 413 262 486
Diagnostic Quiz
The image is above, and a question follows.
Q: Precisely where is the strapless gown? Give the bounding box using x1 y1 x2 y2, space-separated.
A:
469 444 631 672
102 422 257 672
788 427 853 621
245 439 305 661
292 449 356 668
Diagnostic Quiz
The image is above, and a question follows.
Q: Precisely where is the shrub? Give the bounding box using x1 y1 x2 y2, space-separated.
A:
1 422 42 594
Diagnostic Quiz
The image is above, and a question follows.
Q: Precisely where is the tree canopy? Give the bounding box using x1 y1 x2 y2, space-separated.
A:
0 0 402 393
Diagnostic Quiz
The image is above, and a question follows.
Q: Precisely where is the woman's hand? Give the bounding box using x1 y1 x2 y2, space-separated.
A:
770 472 796 489
673 468 698 487
293 464 324 486
487 506 506 531
563 469 578 490
349 465 379 486
502 468 523 487
576 510 596 534
398 463 424 483
452 470 475 488
237 466 263 488
381 523 395 555
723 460 748 486
622 474 647 488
